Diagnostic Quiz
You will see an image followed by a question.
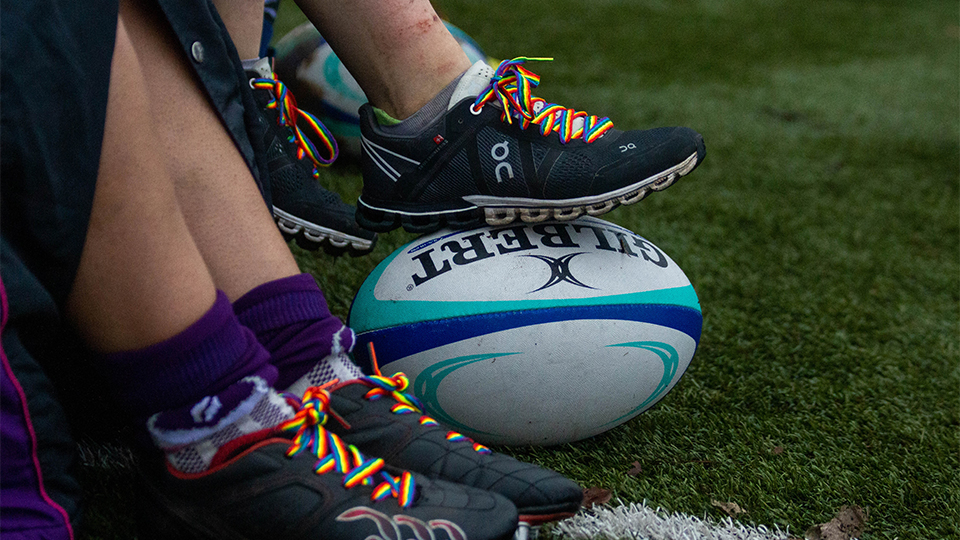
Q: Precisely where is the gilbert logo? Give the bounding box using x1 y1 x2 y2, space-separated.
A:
337 507 466 540
524 253 595 292
408 222 668 287
490 141 514 183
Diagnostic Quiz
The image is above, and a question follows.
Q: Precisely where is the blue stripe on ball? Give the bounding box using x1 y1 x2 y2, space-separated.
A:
352 303 701 373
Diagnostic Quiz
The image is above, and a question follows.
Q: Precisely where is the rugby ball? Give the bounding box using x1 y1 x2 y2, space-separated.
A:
274 21 494 160
348 217 702 446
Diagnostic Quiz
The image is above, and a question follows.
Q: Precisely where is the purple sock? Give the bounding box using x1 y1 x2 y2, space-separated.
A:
233 274 359 391
98 291 277 423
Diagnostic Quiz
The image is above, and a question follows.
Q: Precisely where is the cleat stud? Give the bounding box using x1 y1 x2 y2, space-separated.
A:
401 214 443 234
586 200 617 216
650 173 677 191
519 208 550 223
619 188 649 206
294 236 322 251
356 206 401 233
303 230 328 243
553 207 582 221
485 208 517 226
446 207 484 229
276 218 302 235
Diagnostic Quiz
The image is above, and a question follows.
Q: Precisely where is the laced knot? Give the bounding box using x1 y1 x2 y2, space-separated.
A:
281 386 416 507
360 344 492 455
472 57 614 144
252 75 339 173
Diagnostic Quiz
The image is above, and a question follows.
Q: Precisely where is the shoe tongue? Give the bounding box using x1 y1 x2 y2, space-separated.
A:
530 99 586 135
447 60 592 138
448 60 496 109
243 56 274 79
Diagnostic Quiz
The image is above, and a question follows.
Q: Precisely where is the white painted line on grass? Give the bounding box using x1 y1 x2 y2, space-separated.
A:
552 501 793 540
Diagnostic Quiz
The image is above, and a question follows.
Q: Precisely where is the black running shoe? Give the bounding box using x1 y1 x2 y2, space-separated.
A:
356 57 706 233
247 59 377 255
325 365 583 527
137 387 518 540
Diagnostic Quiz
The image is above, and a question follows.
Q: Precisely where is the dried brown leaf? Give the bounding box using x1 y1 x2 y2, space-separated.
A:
772 446 784 455
627 461 642 476
804 505 868 540
710 499 746 518
582 487 612 508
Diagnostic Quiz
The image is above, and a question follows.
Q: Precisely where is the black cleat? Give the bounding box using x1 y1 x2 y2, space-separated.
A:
137 386 518 540
247 59 376 255
357 57 705 234
326 366 583 527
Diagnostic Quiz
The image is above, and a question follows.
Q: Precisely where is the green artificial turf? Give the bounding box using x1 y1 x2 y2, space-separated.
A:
75 1 957 538
283 0 960 537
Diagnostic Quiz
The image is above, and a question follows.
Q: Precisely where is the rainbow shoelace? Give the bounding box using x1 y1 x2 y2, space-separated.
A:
473 57 614 144
280 386 416 507
252 74 339 175
358 371 492 456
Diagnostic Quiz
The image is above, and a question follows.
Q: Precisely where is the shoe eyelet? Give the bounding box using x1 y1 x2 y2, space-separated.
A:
469 104 483 116
248 77 257 89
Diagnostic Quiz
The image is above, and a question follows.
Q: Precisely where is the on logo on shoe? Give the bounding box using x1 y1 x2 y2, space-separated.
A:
478 129 523 191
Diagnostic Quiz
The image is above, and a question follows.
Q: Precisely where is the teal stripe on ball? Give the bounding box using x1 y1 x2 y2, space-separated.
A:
349 284 701 333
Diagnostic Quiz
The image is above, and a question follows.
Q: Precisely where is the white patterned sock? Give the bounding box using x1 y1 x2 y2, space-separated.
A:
147 376 294 474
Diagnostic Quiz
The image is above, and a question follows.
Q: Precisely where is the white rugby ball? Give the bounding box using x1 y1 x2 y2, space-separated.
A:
348 217 702 446
274 21 494 159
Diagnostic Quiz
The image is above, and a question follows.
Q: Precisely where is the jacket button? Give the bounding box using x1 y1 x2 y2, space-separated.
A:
191 41 204 63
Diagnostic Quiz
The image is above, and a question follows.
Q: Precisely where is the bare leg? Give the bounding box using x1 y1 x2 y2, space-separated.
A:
107 0 361 397
210 0 264 60
119 0 301 301
295 0 473 119
66 16 217 353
